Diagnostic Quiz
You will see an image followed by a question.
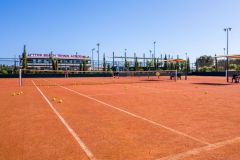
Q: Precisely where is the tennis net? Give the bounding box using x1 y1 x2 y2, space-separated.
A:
19 69 179 87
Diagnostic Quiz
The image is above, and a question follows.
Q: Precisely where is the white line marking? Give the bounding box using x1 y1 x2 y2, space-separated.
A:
32 80 96 160
156 137 240 160
51 82 210 145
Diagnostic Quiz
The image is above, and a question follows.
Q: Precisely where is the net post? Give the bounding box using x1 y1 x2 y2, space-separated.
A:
225 69 228 82
19 69 22 87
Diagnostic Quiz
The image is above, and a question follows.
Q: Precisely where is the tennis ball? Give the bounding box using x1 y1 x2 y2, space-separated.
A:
52 97 56 101
17 92 20 95
58 99 63 103
20 91 23 94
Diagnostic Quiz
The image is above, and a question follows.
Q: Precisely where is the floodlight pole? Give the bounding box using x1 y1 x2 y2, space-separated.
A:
153 41 156 59
91 48 95 70
153 41 156 69
149 50 152 67
96 43 100 71
143 53 146 67
224 28 231 82
112 52 115 67
185 52 188 80
124 49 127 70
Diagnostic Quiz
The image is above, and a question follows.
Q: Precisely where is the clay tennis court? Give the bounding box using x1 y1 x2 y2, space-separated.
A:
1 76 240 160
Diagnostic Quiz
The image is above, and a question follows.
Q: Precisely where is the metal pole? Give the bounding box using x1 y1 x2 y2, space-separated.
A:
215 54 218 72
19 69 22 87
143 53 145 67
185 53 188 80
226 30 229 82
153 41 156 59
124 49 127 70
160 54 162 68
97 43 100 70
113 52 115 67
227 29 229 82
153 42 156 69
92 48 95 71
224 28 231 82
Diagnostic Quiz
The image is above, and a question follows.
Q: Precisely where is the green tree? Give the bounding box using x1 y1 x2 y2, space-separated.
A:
1 69 8 74
103 53 106 71
51 58 58 70
180 62 184 71
22 45 27 69
146 60 151 70
217 59 226 71
229 64 237 70
214 54 218 72
107 63 111 71
163 54 167 70
134 57 139 71
154 58 157 69
156 58 159 70
201 66 208 72
82 60 87 71
79 62 83 71
237 65 240 71
124 60 129 71
196 55 214 68
50 53 58 70
187 57 190 72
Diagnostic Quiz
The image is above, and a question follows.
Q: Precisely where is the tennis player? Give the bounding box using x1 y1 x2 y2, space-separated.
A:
64 70 69 78
112 66 119 78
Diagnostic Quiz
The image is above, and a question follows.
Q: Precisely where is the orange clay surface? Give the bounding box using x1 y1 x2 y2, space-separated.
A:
0 76 240 160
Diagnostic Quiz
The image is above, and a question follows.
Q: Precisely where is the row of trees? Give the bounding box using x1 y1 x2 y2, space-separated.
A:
196 55 240 72
102 54 190 72
0 65 16 74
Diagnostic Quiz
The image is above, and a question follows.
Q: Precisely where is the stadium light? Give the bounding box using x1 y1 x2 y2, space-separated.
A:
153 41 156 59
149 50 152 58
224 27 232 82
92 48 95 70
96 43 100 70
185 52 188 80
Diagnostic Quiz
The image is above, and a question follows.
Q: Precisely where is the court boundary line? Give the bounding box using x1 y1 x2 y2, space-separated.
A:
32 80 96 160
44 79 210 145
156 137 240 160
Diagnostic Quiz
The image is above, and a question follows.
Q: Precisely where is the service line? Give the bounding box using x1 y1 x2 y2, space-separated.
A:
32 80 96 160
45 79 210 145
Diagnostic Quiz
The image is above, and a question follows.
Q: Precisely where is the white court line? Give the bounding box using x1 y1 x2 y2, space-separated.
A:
32 80 96 160
156 137 240 160
47 81 210 145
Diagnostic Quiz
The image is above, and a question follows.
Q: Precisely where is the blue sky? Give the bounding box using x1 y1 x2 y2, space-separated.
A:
0 0 240 62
